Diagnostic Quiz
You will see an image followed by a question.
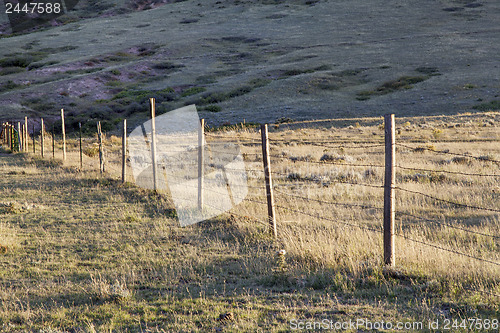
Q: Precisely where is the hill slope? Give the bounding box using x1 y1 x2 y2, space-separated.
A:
0 0 499 130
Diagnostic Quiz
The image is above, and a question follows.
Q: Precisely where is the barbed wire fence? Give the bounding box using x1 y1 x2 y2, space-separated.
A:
2 110 499 296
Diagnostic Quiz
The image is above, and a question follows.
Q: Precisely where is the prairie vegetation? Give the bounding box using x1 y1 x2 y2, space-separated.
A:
0 112 498 332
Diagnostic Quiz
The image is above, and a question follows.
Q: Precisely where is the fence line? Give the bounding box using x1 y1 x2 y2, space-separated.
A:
2 114 499 273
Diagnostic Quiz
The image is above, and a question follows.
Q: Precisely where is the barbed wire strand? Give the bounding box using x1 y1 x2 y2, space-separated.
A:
274 188 383 211
397 165 500 178
396 143 500 164
396 233 500 267
397 211 500 239
274 203 383 234
396 187 500 213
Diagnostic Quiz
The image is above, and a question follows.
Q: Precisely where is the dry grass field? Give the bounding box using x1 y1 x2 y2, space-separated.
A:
0 112 498 332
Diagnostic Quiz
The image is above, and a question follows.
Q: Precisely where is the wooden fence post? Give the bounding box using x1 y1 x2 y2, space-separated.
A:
24 117 28 152
384 114 396 267
21 124 25 152
261 124 277 239
32 124 35 154
149 98 158 191
79 123 83 169
97 122 105 174
52 124 55 159
41 118 45 158
198 118 205 210
17 122 21 152
122 119 127 183
61 109 66 161
10 123 14 151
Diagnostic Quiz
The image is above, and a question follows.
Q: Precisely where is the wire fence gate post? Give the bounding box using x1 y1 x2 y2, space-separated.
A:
149 98 158 192
384 114 396 267
261 124 277 239
198 118 205 210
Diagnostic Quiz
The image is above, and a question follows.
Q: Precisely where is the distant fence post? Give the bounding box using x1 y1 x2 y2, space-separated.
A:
17 122 21 152
97 121 105 174
32 124 35 154
198 118 205 210
24 117 28 152
149 98 158 191
22 124 26 152
41 118 45 158
10 123 14 151
79 123 83 169
261 124 277 239
61 109 66 161
384 114 396 267
122 119 127 183
52 124 55 159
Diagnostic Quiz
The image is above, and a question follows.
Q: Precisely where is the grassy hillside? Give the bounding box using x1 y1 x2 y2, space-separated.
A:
0 112 498 332
1 0 500 130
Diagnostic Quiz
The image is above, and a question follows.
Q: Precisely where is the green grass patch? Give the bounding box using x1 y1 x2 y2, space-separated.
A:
357 75 429 100
0 80 23 93
199 104 222 112
415 66 440 76
112 87 176 105
181 86 206 97
152 61 184 71
64 68 103 75
0 67 25 76
473 100 500 111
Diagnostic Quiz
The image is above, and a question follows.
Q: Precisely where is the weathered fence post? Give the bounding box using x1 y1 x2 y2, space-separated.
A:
17 122 21 152
61 109 66 161
79 123 83 169
384 114 396 267
261 124 277 239
97 122 105 174
122 119 127 183
6 123 9 150
41 118 45 158
52 124 55 159
149 98 158 191
9 123 13 150
21 124 26 152
24 117 28 152
32 124 35 154
10 123 14 151
198 118 205 210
